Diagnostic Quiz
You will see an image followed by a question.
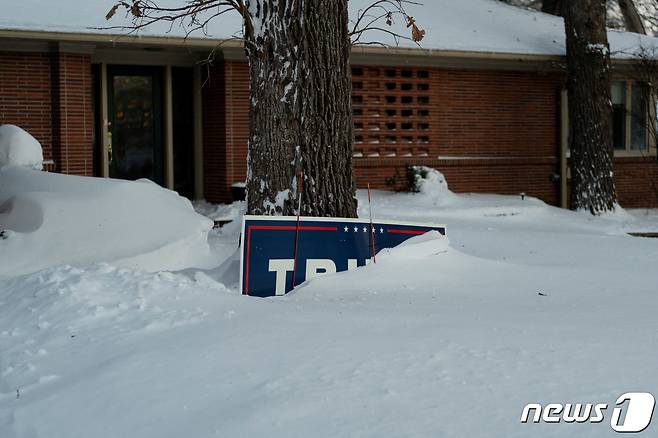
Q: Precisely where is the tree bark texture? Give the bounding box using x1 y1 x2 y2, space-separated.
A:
564 0 618 213
618 0 646 34
243 0 357 217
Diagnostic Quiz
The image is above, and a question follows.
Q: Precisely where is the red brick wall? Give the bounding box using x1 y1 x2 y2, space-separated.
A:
202 61 250 203
213 61 658 209
51 53 94 175
0 52 54 162
351 67 563 204
434 70 562 157
0 50 93 175
614 157 658 208
356 157 559 205
224 62 250 190
216 62 563 205
202 63 228 202
4 53 656 208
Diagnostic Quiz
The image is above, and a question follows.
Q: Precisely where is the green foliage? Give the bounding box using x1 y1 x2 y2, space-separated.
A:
406 165 429 193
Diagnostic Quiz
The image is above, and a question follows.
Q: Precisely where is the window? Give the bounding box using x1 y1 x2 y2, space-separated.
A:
612 80 651 152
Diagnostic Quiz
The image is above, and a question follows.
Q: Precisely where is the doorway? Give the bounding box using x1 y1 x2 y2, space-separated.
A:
107 66 164 185
93 62 201 199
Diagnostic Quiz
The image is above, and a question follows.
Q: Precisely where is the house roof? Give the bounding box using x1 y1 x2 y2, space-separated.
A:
504 0 658 36
2 0 658 59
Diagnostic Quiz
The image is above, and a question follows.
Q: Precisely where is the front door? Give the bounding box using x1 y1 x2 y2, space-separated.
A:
107 66 164 184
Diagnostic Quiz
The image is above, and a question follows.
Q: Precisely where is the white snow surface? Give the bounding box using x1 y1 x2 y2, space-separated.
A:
2 172 658 437
2 0 658 58
0 125 43 171
193 199 246 223
0 166 215 277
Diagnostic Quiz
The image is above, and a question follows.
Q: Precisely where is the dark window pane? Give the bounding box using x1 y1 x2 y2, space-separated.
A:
172 67 195 199
611 81 626 150
631 82 648 150
112 75 156 180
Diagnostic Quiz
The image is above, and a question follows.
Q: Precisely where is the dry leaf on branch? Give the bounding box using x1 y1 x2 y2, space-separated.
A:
131 1 142 18
406 16 426 43
105 4 119 20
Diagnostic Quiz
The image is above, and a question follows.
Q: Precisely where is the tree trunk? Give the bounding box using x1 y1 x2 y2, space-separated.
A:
564 1 618 213
618 0 646 34
243 0 357 217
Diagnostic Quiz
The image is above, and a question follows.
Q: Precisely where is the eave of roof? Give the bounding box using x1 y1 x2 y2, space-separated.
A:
0 27 642 70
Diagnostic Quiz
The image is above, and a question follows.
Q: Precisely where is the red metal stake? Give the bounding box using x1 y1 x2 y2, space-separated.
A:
368 183 376 264
292 172 303 288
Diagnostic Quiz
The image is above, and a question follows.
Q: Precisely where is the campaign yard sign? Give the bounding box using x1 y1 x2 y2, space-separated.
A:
239 215 446 297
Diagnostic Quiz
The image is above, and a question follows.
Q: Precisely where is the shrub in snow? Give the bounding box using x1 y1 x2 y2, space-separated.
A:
406 166 457 206
0 167 213 277
0 124 44 170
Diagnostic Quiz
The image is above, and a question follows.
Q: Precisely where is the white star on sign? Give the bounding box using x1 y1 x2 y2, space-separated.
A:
363 226 367 233
344 226 349 232
353 226 358 232
380 227 384 233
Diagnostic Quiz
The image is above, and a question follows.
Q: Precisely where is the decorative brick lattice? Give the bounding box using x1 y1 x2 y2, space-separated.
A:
351 67 431 158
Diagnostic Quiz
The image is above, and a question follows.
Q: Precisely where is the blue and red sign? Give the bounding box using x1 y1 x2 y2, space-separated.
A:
239 216 446 297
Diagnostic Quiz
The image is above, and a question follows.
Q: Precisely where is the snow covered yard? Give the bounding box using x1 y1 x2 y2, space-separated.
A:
2 169 658 437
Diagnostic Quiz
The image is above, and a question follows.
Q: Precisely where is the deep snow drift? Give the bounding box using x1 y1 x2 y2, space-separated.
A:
0 125 43 171
1 170 658 438
0 166 215 276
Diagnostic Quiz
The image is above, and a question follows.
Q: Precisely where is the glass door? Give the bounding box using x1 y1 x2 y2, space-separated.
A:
107 66 164 184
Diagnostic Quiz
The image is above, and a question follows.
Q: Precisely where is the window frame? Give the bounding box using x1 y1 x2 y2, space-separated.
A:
612 79 657 157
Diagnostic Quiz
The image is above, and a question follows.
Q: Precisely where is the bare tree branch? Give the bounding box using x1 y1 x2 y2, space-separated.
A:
102 0 425 49
349 0 425 46
618 0 646 34
101 0 247 39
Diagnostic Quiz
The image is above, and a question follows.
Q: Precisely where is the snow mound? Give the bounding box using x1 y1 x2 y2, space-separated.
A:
408 166 458 206
377 230 450 261
194 199 246 222
0 264 231 395
0 166 214 277
0 124 43 170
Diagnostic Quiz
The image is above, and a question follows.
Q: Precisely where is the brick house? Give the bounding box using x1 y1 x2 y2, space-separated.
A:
1 0 657 208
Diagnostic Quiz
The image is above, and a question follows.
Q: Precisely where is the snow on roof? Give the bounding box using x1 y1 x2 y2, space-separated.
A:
2 0 658 59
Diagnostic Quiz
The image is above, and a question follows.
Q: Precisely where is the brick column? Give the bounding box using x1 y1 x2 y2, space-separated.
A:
51 50 94 176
